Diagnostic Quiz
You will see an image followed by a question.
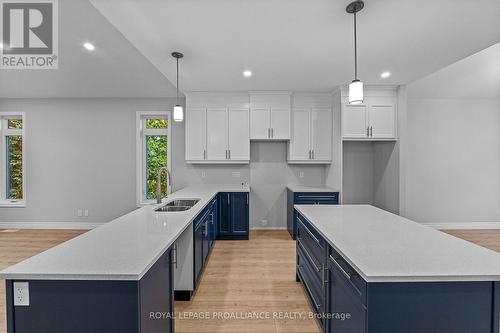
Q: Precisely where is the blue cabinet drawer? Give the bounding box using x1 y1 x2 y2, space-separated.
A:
297 214 326 268
329 247 367 306
297 243 326 316
294 192 339 204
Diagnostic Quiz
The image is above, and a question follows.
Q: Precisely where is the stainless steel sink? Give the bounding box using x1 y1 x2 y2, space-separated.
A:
163 199 199 207
155 199 200 212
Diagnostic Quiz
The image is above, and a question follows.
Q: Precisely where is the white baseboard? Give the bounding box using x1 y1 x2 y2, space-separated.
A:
421 222 500 230
0 221 104 230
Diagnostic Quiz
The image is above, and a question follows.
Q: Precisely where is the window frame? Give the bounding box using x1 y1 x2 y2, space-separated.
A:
136 111 172 206
0 112 26 207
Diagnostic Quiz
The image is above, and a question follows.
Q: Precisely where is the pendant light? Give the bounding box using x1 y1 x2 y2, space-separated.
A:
172 52 184 122
346 1 364 105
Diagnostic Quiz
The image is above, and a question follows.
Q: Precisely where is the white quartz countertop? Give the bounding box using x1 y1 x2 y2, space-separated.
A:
287 185 339 193
294 205 500 283
0 184 249 281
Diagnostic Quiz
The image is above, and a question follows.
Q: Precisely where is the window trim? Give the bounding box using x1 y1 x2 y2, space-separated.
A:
0 112 26 207
136 111 172 206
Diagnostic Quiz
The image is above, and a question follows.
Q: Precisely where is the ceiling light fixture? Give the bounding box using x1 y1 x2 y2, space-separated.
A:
243 70 252 77
83 42 95 51
172 52 184 122
346 0 364 105
381 71 391 79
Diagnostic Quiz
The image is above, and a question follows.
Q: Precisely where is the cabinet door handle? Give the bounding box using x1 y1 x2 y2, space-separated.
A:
271 128 274 138
246 193 249 205
227 193 230 205
308 150 311 159
366 126 369 137
312 150 314 160
173 244 178 269
203 149 206 160
229 150 231 159
322 264 328 288
268 128 270 138
370 126 373 137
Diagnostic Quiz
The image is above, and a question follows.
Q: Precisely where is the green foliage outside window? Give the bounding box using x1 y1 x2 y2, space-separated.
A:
145 118 168 200
7 136 23 199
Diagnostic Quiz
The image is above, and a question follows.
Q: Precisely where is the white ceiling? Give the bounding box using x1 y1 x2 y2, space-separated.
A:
90 0 500 93
408 42 500 99
0 0 178 98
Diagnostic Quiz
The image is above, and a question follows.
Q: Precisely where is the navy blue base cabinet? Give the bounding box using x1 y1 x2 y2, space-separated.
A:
287 190 338 240
6 248 174 333
295 210 500 333
217 192 249 240
194 197 217 287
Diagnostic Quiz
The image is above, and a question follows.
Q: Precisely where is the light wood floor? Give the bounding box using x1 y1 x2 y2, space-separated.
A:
0 229 499 333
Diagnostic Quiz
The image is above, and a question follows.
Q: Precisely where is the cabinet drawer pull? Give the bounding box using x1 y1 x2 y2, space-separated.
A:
298 240 320 272
297 266 321 310
173 244 178 269
298 218 321 246
370 126 373 137
366 126 369 137
331 255 351 280
330 255 363 297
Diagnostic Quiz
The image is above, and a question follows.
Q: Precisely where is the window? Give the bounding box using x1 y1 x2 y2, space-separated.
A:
136 112 171 205
0 113 26 207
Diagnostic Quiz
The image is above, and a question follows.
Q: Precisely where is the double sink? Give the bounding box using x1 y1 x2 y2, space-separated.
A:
155 199 200 212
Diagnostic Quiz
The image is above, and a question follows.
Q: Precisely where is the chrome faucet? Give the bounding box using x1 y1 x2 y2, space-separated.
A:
156 167 172 204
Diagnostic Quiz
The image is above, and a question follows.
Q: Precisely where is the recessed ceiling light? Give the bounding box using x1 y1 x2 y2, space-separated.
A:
381 71 391 79
243 70 252 77
83 42 95 51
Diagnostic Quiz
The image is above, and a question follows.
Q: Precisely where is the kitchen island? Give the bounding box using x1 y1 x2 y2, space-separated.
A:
0 184 249 333
294 204 500 333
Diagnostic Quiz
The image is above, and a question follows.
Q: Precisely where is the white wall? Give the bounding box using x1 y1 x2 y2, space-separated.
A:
0 98 181 225
402 98 500 224
0 98 327 229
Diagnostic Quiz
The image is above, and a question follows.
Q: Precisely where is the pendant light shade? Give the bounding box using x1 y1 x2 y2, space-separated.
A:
173 105 184 122
172 52 184 122
346 1 364 105
348 80 363 105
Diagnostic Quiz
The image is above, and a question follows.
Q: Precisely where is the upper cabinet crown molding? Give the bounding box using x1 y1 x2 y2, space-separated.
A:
250 92 291 141
341 87 398 141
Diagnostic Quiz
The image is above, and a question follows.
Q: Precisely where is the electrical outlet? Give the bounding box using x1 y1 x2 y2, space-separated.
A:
299 171 304 178
13 282 29 306
261 219 268 226
201 171 207 178
84 209 89 217
77 209 83 217
232 172 241 178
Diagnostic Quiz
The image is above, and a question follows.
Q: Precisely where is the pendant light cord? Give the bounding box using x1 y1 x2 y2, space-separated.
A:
176 57 179 104
354 11 358 80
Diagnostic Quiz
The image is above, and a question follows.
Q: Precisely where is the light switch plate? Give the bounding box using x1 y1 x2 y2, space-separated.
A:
13 282 29 306
299 171 304 178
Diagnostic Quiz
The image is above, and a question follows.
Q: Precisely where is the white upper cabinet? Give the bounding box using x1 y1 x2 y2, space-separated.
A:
185 93 250 164
206 108 227 161
341 87 397 141
250 93 291 140
342 104 368 138
311 108 332 161
185 107 206 161
288 94 333 164
228 108 250 161
369 105 396 139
